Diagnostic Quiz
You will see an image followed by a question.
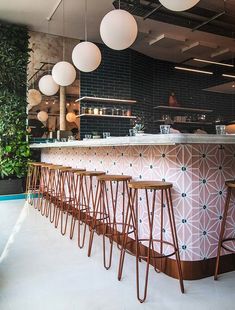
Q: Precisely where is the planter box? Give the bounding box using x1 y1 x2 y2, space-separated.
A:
0 178 25 195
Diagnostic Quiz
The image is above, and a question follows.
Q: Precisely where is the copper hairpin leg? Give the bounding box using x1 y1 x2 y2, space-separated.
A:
214 187 232 280
118 187 184 303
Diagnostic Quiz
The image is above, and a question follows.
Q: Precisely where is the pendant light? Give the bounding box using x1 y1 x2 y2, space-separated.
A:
159 0 200 12
39 74 60 96
37 111 49 122
52 0 76 86
66 112 77 123
72 0 101 72
100 0 138 50
39 20 59 96
27 89 42 106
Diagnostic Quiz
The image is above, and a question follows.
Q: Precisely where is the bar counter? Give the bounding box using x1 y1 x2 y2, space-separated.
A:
31 134 235 279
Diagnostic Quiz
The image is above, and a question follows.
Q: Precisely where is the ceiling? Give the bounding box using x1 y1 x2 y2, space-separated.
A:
204 81 235 94
1 0 235 67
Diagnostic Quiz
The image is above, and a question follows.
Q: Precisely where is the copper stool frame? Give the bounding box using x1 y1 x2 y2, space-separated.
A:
36 164 53 212
26 162 43 207
70 171 105 249
40 165 62 221
118 184 184 303
54 168 79 236
87 176 133 270
214 183 235 280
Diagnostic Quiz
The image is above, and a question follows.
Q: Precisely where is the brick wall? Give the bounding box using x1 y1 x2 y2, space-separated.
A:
80 44 235 137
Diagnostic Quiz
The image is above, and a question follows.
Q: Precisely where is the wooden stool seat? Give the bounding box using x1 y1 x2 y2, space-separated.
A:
83 171 105 177
47 165 63 170
129 181 172 190
225 180 235 188
70 168 86 173
30 162 45 166
97 174 132 182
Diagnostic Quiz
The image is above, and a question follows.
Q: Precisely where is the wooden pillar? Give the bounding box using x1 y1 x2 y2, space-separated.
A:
60 86 66 130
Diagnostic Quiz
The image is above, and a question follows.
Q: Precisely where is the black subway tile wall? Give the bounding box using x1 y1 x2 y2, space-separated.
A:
80 43 235 137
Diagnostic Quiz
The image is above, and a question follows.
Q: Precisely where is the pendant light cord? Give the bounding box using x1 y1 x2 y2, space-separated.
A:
62 0 65 60
47 20 50 74
119 0 120 9
85 0 88 41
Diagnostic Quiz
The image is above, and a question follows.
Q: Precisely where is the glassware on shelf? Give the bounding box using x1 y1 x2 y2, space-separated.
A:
102 107 107 115
116 109 121 116
93 108 99 115
81 107 86 114
126 109 131 116
122 109 126 116
88 107 93 114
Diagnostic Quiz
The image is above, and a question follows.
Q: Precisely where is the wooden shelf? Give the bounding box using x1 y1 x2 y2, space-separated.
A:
77 114 136 119
75 96 137 104
154 105 213 113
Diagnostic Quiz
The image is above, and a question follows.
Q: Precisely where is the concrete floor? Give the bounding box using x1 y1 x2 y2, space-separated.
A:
0 199 234 310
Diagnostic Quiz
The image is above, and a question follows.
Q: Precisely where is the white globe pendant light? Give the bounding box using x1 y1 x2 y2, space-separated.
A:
27 89 42 106
37 111 49 122
159 0 200 12
72 41 101 73
39 75 59 96
72 0 102 72
100 9 138 50
52 61 76 86
66 112 77 123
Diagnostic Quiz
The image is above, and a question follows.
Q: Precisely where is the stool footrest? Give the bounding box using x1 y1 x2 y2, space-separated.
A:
221 238 235 253
124 238 178 259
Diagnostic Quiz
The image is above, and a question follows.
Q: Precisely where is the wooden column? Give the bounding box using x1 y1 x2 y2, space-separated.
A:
60 86 66 130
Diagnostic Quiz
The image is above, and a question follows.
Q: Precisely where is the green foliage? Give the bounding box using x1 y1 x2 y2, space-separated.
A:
0 22 30 180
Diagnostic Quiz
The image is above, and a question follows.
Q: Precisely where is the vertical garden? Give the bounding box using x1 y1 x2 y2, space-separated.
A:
0 22 30 189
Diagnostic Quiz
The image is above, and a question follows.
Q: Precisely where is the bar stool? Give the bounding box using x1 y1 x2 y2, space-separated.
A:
26 162 45 206
87 174 132 270
40 165 64 220
214 180 235 280
36 163 56 212
70 171 105 248
54 167 86 236
118 181 184 303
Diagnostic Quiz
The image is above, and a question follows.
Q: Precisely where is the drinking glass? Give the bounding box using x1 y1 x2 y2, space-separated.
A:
216 125 226 135
103 132 110 138
129 129 135 136
84 134 92 139
160 125 171 134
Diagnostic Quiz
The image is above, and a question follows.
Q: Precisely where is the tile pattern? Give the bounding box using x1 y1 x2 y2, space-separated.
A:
41 144 235 261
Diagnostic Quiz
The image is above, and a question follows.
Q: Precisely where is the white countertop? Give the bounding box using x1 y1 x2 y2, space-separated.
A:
30 134 235 149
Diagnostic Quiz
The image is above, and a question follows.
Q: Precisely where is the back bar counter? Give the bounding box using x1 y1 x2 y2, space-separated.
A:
31 134 235 279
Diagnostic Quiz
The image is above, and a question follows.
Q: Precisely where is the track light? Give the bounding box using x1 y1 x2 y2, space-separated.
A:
222 74 235 79
174 66 213 75
193 58 234 68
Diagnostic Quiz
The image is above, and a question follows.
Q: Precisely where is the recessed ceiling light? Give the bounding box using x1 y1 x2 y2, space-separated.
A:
174 66 213 75
193 58 234 68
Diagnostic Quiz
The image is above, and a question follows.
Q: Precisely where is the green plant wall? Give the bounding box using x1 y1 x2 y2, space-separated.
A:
0 22 30 179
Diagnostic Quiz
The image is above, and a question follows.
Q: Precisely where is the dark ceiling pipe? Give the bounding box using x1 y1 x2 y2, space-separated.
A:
192 11 226 32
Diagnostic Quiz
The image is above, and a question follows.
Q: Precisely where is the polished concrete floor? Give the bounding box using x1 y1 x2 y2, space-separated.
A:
0 199 234 310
